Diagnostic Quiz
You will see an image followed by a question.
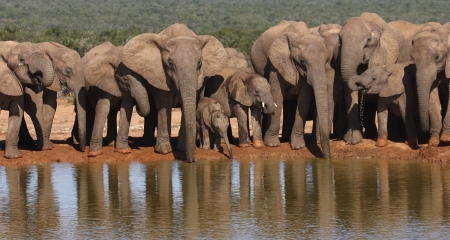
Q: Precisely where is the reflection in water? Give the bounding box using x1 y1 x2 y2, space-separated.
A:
0 159 449 238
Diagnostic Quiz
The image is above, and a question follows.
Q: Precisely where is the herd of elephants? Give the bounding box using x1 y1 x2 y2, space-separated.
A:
1 12 450 162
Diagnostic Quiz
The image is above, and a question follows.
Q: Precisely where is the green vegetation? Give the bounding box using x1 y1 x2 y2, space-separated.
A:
0 0 449 57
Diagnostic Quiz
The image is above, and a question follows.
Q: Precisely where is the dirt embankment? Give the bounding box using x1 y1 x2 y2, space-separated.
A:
0 98 449 166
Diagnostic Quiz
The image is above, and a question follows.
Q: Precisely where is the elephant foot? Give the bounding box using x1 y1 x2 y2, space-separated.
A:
428 134 440 147
440 132 450 143
88 149 103 157
264 135 281 147
201 144 210 150
376 137 388 147
155 142 172 154
406 136 418 147
213 145 223 152
344 129 363 145
253 139 265 149
239 143 251 148
42 140 54 150
4 149 22 159
290 137 305 150
115 147 131 154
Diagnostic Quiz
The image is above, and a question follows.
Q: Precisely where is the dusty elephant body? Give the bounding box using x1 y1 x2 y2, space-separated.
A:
196 97 233 158
251 20 333 159
410 22 450 146
204 67 275 149
121 24 227 162
348 63 418 147
0 41 55 158
19 42 87 151
82 42 150 157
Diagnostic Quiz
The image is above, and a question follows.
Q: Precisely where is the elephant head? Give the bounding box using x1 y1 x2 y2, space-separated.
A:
0 41 55 88
348 63 407 97
36 42 88 150
120 24 227 162
227 67 275 114
83 43 150 117
268 32 331 159
224 48 248 69
201 99 233 159
339 12 409 82
410 23 450 133
317 24 342 67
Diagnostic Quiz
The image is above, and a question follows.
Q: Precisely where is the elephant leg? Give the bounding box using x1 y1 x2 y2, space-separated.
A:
250 105 264 148
140 98 157 146
343 86 363 144
88 96 111 157
103 110 117 146
23 86 46 150
201 124 210 150
234 104 251 148
70 103 80 144
154 91 173 154
375 101 388 147
399 95 417 147
115 97 133 154
213 130 223 152
5 96 24 159
291 85 312 150
264 70 283 147
41 89 57 150
428 87 442 147
440 81 450 142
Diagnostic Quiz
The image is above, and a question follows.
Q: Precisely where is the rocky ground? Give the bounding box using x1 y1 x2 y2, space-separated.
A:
0 98 449 166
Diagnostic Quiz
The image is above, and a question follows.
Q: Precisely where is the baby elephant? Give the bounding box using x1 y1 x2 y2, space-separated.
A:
204 67 276 148
348 63 417 147
197 97 233 159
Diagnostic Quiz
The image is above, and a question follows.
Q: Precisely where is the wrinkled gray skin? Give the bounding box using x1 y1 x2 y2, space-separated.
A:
205 67 275 149
121 24 227 163
0 41 55 158
196 97 233 158
19 42 87 151
410 22 450 146
340 12 411 145
83 42 150 157
251 20 332 159
348 63 418 147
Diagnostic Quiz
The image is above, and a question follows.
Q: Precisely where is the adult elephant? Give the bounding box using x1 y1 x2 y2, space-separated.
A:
251 20 333 159
83 42 150 156
339 12 411 144
19 42 87 151
0 41 55 158
120 24 227 162
410 23 450 146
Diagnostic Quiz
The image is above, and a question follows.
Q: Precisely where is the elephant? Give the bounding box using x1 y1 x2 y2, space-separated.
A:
348 63 418 147
410 22 450 146
0 41 55 158
224 48 248 69
388 20 442 45
120 23 228 162
196 97 233 158
339 12 411 145
204 67 275 148
18 42 87 151
82 42 150 157
251 20 333 159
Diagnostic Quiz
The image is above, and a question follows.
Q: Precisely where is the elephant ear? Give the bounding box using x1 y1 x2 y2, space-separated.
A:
379 64 406 97
202 105 214 133
83 48 121 97
227 68 253 106
269 32 299 86
121 33 171 91
197 35 228 77
369 30 400 68
225 48 248 69
0 60 22 96
442 23 450 79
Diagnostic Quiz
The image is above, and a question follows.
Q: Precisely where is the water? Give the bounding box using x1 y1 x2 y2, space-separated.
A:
0 158 449 239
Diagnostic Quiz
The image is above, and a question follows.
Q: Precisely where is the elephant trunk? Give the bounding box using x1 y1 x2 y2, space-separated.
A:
29 54 55 88
180 76 197 163
261 94 275 114
219 127 233 159
310 71 331 159
74 85 87 151
347 75 361 91
340 45 362 82
129 78 150 117
416 68 435 133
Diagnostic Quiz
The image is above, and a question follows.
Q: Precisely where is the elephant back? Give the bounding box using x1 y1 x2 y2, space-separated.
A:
159 23 196 38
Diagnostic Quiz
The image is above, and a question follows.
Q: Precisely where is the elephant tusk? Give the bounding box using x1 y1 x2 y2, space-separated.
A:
274 103 277 108
262 102 265 108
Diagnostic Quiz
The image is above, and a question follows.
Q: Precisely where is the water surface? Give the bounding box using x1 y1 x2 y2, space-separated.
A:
0 158 449 239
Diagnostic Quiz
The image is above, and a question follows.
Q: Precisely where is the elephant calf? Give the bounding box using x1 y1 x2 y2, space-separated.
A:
204 67 276 148
348 63 418 147
196 97 233 158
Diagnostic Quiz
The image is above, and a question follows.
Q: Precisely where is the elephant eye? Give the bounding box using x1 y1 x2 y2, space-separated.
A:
168 59 176 70
197 59 202 70
366 37 371 43
66 68 72 75
372 77 376 81
435 55 440 62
